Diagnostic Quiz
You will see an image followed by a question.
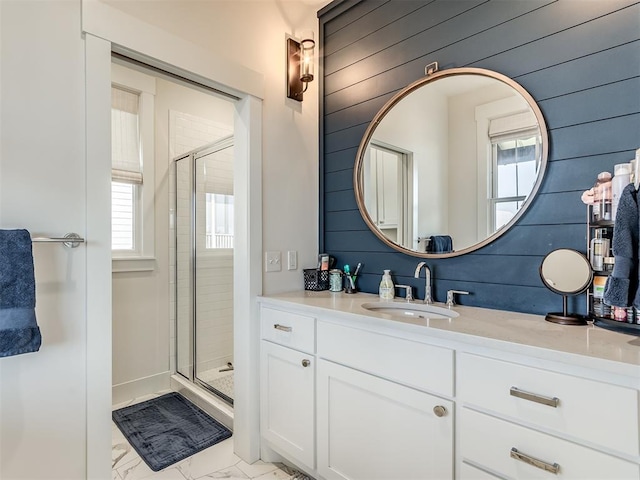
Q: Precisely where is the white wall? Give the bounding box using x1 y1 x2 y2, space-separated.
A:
0 0 322 475
0 1 91 478
104 0 321 293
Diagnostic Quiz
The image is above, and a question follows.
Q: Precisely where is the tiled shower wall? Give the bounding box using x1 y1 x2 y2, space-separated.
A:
169 110 234 376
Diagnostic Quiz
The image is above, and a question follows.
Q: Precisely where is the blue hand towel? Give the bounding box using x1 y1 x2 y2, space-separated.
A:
604 184 638 308
429 235 453 253
0 229 41 357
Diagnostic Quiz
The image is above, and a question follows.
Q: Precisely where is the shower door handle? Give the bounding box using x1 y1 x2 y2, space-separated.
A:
273 324 292 332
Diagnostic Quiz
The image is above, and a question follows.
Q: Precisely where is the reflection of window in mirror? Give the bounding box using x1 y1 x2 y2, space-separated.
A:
474 101 541 238
363 142 413 248
489 116 541 231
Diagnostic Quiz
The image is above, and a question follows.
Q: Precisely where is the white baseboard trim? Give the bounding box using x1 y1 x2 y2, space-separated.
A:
112 372 171 406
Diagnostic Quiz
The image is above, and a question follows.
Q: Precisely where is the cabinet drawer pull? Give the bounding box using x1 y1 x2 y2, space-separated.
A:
510 448 560 475
510 387 559 408
273 324 292 332
302 359 311 367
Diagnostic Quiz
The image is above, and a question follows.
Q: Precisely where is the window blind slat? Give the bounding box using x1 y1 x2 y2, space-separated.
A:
112 168 143 184
489 111 538 142
112 86 142 178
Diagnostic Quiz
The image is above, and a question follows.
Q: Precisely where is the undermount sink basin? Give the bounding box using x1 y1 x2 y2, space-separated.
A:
361 301 459 319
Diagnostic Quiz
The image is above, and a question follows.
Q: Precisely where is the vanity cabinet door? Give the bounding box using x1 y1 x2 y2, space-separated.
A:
260 341 315 470
317 359 453 480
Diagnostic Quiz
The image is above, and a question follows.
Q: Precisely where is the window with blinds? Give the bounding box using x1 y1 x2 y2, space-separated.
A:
489 111 541 231
111 86 142 251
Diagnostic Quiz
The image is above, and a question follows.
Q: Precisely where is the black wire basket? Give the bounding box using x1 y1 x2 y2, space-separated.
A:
303 269 330 291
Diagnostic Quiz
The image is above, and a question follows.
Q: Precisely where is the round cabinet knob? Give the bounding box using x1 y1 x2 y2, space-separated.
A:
301 359 311 367
433 405 447 417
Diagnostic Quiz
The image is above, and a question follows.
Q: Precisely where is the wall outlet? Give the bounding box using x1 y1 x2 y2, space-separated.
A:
287 250 297 270
265 251 282 272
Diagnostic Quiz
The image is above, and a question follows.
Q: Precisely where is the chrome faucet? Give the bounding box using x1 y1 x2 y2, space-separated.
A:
414 262 433 304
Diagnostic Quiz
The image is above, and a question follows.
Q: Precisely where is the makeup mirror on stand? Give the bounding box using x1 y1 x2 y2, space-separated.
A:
539 249 593 325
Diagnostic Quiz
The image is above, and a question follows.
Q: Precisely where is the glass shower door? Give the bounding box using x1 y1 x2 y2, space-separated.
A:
194 141 235 404
174 139 235 405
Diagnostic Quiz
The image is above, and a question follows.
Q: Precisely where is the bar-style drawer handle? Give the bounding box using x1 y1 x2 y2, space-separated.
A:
510 447 560 475
273 324 292 332
510 386 559 408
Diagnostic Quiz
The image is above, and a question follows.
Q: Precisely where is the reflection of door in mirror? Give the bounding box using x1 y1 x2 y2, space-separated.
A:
363 142 413 247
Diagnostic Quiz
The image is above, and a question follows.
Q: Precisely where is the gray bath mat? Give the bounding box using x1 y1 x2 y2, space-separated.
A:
112 392 232 471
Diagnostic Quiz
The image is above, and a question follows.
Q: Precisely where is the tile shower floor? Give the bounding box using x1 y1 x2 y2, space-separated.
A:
198 366 234 401
112 392 311 480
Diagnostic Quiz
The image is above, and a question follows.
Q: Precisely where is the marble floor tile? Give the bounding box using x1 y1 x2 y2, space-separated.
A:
190 465 249 479
176 439 241 479
235 460 279 478
113 423 140 470
253 467 302 480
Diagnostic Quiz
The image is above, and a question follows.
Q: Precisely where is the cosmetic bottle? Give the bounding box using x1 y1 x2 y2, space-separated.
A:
379 270 394 300
592 172 612 222
590 229 610 271
612 163 631 221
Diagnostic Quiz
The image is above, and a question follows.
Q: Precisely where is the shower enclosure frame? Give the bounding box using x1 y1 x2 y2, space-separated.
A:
174 136 235 406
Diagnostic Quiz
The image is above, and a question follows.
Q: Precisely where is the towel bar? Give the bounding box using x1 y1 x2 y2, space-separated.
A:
31 233 85 248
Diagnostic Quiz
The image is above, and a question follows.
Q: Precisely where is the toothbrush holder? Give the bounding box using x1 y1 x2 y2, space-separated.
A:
344 275 357 294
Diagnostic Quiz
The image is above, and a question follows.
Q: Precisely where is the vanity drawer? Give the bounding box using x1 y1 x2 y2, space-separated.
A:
460 408 639 479
261 306 315 354
459 462 504 480
457 353 639 456
317 321 453 396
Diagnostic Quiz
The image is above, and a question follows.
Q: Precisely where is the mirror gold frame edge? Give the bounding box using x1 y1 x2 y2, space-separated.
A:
353 67 549 258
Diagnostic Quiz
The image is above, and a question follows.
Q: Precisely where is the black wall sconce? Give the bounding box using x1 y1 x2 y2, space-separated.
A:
287 36 315 102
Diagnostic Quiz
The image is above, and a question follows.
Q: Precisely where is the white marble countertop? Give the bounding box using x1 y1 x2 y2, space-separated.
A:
259 290 640 378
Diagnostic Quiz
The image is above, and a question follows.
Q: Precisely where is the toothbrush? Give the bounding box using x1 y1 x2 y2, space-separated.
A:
353 262 362 277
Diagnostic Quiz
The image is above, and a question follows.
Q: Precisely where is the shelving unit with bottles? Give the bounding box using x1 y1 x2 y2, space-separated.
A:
586 205 640 334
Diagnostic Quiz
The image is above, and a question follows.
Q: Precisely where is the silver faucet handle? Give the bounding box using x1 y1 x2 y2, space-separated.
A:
446 289 469 307
395 284 414 302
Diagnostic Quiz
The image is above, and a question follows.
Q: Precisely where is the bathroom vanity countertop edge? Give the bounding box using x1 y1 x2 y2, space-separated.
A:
258 291 640 377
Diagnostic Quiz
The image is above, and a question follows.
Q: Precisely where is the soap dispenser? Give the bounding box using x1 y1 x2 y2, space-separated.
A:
379 270 394 300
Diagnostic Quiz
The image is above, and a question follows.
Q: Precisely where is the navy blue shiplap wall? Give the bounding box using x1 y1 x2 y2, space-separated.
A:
318 0 640 314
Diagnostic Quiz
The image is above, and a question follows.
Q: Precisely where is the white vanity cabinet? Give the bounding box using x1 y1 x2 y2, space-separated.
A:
258 293 640 480
316 321 455 480
260 306 316 471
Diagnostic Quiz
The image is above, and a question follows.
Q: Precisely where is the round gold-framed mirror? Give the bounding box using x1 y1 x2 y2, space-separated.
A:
354 66 549 258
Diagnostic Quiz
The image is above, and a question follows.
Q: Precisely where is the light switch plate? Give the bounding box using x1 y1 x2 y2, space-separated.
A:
265 251 282 272
287 250 297 270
